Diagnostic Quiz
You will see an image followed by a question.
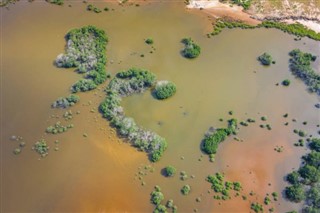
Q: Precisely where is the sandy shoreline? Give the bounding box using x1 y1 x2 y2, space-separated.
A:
187 0 320 33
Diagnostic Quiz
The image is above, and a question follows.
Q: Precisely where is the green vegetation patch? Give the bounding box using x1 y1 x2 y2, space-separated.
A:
55 25 108 93
181 37 201 59
154 81 177 100
288 49 319 95
201 119 237 154
52 94 80 108
100 68 170 162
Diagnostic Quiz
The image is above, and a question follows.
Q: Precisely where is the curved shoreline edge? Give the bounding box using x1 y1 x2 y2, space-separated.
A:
187 0 320 33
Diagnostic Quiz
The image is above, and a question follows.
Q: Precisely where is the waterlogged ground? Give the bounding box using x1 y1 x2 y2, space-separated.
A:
1 1 320 212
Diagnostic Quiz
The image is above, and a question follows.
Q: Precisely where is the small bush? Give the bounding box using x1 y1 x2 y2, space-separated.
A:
145 38 154 45
258 53 273 66
181 185 191 195
164 166 176 177
282 79 291 86
181 38 201 59
154 81 177 100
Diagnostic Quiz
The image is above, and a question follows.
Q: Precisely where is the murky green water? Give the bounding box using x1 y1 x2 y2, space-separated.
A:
1 1 320 212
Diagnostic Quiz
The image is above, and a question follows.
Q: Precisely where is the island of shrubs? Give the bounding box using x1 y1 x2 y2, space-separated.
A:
181 38 201 59
201 119 238 155
258 52 275 66
211 20 320 41
100 68 171 162
288 49 319 95
154 81 177 100
284 138 320 213
52 94 80 108
55 25 108 93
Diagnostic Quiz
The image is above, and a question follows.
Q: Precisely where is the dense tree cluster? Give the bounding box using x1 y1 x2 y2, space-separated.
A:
99 68 168 162
289 49 319 95
55 25 108 92
284 137 320 212
201 119 238 154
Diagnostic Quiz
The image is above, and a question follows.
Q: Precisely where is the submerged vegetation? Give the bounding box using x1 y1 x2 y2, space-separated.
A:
288 49 319 95
154 81 177 100
55 25 108 93
52 94 80 108
285 138 320 212
211 20 320 41
100 68 173 162
201 119 238 154
181 38 201 59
